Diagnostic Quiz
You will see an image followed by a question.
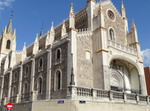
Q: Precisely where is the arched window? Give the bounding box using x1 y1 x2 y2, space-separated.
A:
38 77 43 94
55 70 62 90
109 28 115 40
23 83 28 94
6 40 11 49
55 48 62 64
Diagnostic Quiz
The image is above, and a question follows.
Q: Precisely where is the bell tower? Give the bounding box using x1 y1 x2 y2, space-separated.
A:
0 14 16 57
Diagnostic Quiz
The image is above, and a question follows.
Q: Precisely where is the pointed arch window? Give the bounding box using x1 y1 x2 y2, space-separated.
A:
37 77 43 94
6 40 11 49
55 48 62 64
38 58 43 71
109 28 115 41
55 70 62 91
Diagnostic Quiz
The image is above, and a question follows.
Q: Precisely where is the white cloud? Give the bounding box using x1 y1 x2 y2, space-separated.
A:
0 0 15 13
142 49 150 66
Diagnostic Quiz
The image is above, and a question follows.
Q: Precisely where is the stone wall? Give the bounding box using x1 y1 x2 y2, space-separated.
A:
1 100 149 111
76 35 93 88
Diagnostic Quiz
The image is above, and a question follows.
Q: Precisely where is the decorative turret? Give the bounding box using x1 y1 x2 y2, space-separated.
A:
61 20 67 38
132 19 138 43
121 1 129 34
33 34 39 55
121 1 126 19
69 3 75 29
98 1 105 27
22 42 27 61
45 22 55 48
131 19 143 62
0 15 16 55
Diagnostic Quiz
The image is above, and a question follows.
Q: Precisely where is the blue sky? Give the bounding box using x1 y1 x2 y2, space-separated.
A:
0 0 150 66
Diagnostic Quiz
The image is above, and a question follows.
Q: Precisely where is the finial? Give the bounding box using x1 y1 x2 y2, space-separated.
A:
23 42 26 50
40 22 44 37
70 3 74 17
71 2 73 8
99 0 103 12
50 21 54 31
132 19 136 29
11 10 13 18
121 0 125 9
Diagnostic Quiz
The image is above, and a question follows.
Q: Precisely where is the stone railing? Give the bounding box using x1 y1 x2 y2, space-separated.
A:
69 86 149 104
107 40 137 55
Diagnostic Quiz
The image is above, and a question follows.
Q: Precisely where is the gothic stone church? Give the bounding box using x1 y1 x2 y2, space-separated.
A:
0 0 149 111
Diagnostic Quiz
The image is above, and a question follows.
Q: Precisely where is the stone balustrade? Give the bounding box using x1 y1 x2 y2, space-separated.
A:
69 86 149 104
107 40 137 55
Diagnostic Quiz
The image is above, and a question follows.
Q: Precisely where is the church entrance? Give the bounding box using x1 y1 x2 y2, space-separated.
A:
109 59 141 94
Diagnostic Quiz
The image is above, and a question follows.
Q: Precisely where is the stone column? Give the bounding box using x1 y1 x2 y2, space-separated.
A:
30 58 36 101
17 64 23 103
0 76 4 100
140 75 147 95
8 71 12 102
46 50 51 100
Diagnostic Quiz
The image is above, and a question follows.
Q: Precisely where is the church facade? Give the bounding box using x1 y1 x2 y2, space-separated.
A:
0 0 149 111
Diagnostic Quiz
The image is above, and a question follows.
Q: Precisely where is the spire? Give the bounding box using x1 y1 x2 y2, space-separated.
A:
121 1 126 19
33 34 39 55
132 19 136 30
99 0 102 12
69 3 75 17
50 21 55 37
61 20 67 37
69 3 75 29
7 12 13 33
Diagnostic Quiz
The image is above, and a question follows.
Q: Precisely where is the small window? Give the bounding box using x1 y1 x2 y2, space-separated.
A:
86 51 91 60
38 58 43 71
109 28 115 40
6 40 11 49
55 48 62 64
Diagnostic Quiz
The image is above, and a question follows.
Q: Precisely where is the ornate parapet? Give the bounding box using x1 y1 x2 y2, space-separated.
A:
107 40 137 55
